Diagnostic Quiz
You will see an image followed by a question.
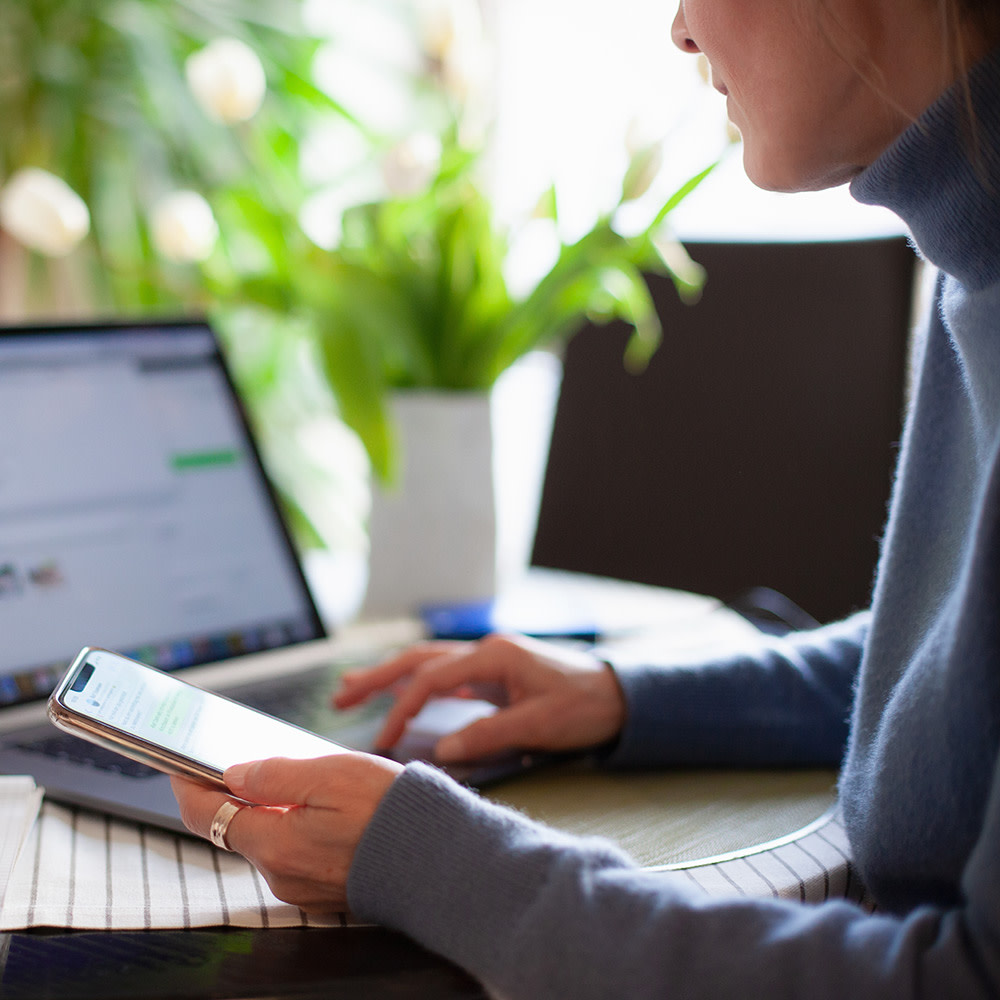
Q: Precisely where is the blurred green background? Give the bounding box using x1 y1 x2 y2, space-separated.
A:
0 0 725 567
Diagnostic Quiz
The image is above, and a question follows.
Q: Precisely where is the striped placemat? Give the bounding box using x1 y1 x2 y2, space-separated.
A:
0 801 344 930
0 794 869 930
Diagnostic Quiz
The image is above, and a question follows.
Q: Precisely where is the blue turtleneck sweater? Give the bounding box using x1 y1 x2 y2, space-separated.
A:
348 46 1000 999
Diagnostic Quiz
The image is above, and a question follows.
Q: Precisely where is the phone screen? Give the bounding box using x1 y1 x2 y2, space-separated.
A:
55 648 344 773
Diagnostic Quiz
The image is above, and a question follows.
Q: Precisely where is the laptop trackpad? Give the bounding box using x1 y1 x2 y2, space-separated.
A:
389 697 562 787
392 697 495 761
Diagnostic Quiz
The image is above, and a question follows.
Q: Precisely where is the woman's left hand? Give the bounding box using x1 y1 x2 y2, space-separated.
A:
170 752 404 914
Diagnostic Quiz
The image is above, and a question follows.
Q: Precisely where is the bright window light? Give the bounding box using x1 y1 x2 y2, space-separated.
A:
485 0 904 241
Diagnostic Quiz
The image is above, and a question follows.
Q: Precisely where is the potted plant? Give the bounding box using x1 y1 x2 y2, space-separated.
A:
300 128 716 483
286 113 718 613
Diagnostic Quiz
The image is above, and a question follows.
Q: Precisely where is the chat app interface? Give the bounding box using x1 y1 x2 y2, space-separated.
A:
63 652 343 769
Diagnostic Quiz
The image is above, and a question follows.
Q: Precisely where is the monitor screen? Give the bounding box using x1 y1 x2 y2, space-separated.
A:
0 321 323 705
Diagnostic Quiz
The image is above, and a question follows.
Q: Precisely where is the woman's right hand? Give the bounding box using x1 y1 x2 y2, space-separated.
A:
333 633 627 764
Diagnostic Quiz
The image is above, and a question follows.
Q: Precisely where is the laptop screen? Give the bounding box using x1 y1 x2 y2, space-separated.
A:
0 319 325 707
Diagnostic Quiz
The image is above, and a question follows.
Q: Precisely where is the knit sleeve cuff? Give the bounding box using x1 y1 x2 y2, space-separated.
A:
347 761 633 941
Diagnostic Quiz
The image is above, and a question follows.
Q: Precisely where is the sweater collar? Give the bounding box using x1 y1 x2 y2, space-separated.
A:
850 45 1000 290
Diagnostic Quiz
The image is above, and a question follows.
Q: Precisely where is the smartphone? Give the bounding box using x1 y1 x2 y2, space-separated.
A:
47 646 347 788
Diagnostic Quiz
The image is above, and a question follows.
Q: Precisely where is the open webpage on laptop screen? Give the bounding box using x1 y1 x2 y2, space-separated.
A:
0 320 326 709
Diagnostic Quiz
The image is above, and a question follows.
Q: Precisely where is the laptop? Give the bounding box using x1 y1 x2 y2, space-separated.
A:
0 317 524 834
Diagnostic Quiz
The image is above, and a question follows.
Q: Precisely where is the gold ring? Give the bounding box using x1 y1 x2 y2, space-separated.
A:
208 799 245 851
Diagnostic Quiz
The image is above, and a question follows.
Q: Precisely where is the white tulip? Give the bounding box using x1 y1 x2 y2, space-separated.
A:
621 141 664 203
150 190 219 263
381 133 442 197
0 168 90 257
185 38 267 125
415 0 489 103
416 0 479 63
696 54 711 87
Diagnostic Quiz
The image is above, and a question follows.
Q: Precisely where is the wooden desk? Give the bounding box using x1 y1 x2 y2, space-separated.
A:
487 761 838 868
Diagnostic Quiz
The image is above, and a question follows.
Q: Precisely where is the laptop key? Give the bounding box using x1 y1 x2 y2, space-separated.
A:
15 733 160 779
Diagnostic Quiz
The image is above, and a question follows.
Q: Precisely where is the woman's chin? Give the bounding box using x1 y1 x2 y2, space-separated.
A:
741 144 858 194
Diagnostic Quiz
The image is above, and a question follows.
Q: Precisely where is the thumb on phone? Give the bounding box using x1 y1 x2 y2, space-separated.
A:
224 753 402 810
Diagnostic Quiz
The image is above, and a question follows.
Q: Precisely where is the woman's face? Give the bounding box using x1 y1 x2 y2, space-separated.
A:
671 0 955 192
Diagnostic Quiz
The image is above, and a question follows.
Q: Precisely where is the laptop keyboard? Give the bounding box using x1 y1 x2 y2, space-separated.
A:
233 672 327 719
16 733 160 778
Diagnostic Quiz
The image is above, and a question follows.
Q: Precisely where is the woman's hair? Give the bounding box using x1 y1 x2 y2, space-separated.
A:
945 0 1000 76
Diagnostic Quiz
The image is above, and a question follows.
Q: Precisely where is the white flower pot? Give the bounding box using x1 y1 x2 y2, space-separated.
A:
362 352 560 619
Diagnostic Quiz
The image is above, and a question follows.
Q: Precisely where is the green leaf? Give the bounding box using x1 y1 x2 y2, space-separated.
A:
313 312 395 483
649 160 719 231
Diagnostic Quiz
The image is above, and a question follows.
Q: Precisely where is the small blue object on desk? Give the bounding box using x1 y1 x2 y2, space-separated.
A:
420 600 600 643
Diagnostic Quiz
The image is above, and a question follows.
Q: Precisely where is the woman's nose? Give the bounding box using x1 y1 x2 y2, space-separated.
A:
671 5 700 53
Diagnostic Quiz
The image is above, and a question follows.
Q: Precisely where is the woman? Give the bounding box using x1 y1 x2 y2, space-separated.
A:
173 0 1000 995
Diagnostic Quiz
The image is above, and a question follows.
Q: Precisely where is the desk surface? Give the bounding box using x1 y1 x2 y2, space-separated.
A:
487 761 838 868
